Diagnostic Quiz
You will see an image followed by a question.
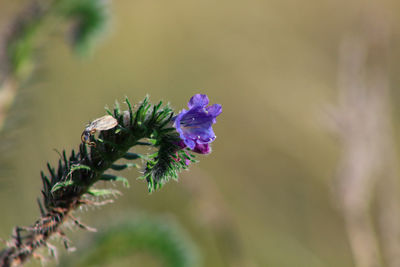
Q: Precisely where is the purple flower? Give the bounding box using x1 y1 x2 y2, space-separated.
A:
174 94 222 154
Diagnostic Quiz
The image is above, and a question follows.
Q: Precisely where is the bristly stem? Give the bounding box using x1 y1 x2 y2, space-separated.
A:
0 97 195 266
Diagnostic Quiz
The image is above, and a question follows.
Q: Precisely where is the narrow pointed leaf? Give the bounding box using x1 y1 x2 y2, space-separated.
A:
101 174 130 187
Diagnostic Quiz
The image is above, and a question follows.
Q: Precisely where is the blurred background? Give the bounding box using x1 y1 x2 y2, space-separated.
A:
1 0 400 266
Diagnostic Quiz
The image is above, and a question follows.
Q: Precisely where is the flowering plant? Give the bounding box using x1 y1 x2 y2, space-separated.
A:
0 94 221 266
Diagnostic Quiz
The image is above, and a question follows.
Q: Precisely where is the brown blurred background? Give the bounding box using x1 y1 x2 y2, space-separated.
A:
1 0 400 266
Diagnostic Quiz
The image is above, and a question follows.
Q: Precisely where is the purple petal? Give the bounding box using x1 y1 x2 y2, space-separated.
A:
180 108 213 128
206 104 222 120
193 143 211 154
173 109 187 134
184 138 196 150
174 109 191 146
188 94 209 109
184 126 215 144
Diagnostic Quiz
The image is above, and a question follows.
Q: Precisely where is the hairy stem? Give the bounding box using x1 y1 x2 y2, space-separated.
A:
0 98 190 266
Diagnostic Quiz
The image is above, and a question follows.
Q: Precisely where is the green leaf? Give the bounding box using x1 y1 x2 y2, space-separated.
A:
136 141 152 146
70 164 91 173
125 97 134 126
160 127 176 133
148 139 157 145
101 174 130 187
105 106 113 116
114 100 121 118
37 198 45 216
110 163 137 171
87 188 121 197
40 171 50 191
123 152 141 160
51 180 75 194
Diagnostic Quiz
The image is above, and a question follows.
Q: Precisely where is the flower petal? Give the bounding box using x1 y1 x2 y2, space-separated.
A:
206 104 222 119
184 125 215 144
184 138 196 150
173 109 187 134
188 94 209 108
180 108 213 128
193 143 211 154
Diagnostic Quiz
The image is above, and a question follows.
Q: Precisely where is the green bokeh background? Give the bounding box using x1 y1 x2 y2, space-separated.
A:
1 0 400 266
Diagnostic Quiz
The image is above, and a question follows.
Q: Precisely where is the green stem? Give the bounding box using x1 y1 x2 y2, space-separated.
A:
0 98 190 266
